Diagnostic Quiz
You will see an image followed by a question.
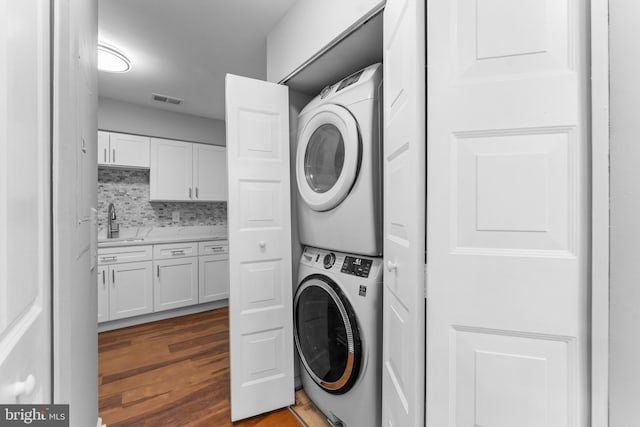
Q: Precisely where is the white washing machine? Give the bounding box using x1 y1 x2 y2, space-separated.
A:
294 246 382 427
296 63 382 256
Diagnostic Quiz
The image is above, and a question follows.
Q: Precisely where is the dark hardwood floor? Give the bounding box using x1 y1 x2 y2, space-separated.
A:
98 307 300 427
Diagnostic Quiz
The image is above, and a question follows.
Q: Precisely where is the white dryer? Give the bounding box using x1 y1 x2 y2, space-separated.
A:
294 246 382 427
296 63 382 256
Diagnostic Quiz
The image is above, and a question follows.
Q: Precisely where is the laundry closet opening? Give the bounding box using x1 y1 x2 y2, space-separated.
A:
281 7 384 397
224 6 397 425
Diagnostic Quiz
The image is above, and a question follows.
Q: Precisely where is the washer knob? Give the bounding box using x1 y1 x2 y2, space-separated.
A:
323 253 336 269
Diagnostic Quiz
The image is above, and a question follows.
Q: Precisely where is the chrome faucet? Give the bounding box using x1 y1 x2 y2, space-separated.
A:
107 203 119 238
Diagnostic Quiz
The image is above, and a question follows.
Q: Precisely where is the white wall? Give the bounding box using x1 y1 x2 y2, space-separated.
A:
267 0 384 83
610 2 640 424
98 96 226 145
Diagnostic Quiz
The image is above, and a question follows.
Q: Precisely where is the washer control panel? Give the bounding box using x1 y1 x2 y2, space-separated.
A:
323 253 336 269
341 256 373 278
302 247 376 279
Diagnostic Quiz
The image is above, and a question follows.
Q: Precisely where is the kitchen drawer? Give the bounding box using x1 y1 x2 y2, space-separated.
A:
98 245 152 265
198 240 228 257
153 242 198 260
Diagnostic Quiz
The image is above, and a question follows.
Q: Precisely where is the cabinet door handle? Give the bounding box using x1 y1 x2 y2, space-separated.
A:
157 265 160 278
112 269 115 286
102 270 105 286
113 148 116 163
195 187 199 199
104 148 107 163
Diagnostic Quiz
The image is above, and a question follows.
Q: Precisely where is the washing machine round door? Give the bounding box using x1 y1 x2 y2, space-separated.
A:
296 104 361 212
294 274 362 394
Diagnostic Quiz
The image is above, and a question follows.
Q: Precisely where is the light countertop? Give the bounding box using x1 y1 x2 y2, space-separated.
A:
98 225 228 248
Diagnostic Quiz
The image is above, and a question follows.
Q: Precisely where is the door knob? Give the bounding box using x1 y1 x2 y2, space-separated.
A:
386 261 398 272
13 375 35 397
258 241 266 249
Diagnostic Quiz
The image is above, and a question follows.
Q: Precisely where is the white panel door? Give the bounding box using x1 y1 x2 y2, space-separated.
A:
109 261 153 320
226 74 294 421
381 0 426 426
150 138 193 201
427 0 589 426
0 0 52 403
109 132 150 168
193 144 227 201
154 258 198 312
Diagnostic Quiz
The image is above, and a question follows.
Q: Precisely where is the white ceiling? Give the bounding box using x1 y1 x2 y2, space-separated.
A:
98 0 297 120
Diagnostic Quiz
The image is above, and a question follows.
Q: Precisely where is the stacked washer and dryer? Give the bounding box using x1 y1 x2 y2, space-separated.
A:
293 63 383 427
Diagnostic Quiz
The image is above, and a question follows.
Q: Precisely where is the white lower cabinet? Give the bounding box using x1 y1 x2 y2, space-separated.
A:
199 254 230 303
97 245 154 323
97 266 109 322
96 261 154 322
154 257 198 312
110 261 154 320
98 240 229 324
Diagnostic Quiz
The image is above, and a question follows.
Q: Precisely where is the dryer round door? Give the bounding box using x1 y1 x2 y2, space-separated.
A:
296 104 361 212
294 274 362 394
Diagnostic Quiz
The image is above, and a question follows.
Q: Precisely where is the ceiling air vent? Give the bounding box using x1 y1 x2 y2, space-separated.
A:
152 93 184 105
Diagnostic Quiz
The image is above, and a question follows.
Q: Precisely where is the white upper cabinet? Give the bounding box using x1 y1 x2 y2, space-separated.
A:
193 144 227 201
150 138 193 201
150 137 227 202
98 131 150 168
109 132 150 167
266 0 384 82
98 131 110 165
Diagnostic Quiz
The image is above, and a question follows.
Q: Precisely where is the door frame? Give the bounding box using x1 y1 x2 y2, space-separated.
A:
590 0 610 424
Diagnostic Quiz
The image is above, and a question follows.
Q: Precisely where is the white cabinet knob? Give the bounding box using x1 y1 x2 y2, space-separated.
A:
387 261 398 272
258 241 266 249
13 374 35 397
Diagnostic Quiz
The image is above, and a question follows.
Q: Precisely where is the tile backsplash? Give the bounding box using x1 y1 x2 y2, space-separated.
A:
97 168 227 230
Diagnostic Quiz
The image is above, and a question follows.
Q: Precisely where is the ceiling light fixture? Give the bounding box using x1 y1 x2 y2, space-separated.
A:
98 42 131 73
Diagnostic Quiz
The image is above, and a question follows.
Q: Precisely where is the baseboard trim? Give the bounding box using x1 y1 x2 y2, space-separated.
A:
97 300 228 332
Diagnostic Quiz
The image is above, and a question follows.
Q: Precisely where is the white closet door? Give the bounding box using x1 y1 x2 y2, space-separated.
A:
381 0 426 426
0 0 52 403
427 0 589 425
225 74 294 421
